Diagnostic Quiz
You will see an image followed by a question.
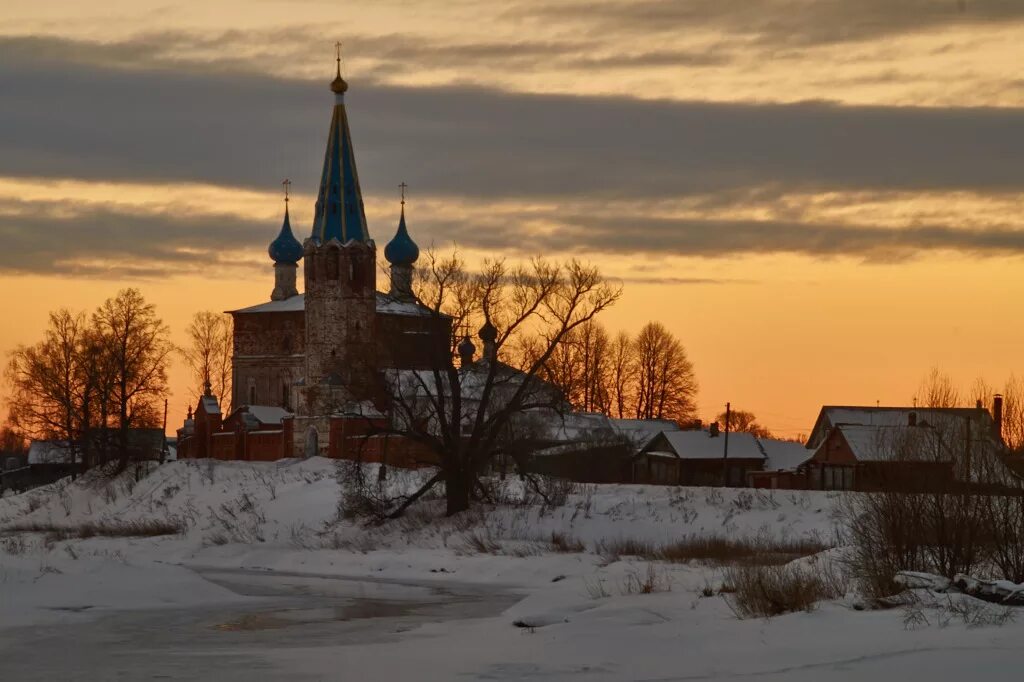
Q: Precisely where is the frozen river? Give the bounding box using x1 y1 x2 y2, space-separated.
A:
0 567 521 681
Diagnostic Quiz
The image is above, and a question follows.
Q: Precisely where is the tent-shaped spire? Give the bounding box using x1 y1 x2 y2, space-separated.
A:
310 49 369 244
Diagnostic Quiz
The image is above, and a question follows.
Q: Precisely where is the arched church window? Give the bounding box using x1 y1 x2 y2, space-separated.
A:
326 254 338 280
249 385 256 405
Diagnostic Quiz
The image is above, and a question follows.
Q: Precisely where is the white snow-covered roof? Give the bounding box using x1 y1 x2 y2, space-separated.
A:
807 406 994 448
542 411 615 442
645 430 765 460
27 440 71 465
245 405 291 425
229 293 435 317
200 395 221 415
759 438 812 471
836 425 897 462
609 418 680 442
833 424 968 463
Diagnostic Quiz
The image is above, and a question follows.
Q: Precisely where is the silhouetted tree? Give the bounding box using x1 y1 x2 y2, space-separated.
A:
180 311 233 410
5 310 91 466
715 409 772 438
377 253 621 516
914 366 961 409
91 289 173 471
633 322 697 423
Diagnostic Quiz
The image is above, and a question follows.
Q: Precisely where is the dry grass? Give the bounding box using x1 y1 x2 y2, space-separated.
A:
723 562 847 618
457 529 586 557
620 563 672 595
594 533 829 566
1 519 184 541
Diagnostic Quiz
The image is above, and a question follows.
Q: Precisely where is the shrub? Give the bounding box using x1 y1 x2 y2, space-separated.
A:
1 518 184 541
594 532 829 566
724 562 846 618
620 563 671 595
549 531 585 553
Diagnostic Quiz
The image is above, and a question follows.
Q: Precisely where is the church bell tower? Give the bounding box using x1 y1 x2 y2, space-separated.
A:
302 48 377 411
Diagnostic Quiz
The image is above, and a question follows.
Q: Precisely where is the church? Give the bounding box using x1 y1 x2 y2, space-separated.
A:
177 57 454 462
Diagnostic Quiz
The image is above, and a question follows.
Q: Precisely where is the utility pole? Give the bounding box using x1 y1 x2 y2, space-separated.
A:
160 398 168 464
722 401 731 486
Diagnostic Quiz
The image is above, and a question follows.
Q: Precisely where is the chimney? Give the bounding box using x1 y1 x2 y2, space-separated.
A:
908 411 917 427
994 394 1004 443
976 399 983 409
709 422 720 438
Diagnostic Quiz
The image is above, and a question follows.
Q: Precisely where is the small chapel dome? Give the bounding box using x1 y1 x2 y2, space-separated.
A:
268 206 303 264
478 320 498 343
457 335 476 359
384 207 419 266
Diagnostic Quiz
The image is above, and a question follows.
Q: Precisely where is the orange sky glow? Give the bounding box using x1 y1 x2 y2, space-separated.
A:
2 0 1023 438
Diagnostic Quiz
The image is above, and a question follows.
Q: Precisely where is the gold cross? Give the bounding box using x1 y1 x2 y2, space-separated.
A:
335 41 343 73
282 178 291 203
399 181 408 205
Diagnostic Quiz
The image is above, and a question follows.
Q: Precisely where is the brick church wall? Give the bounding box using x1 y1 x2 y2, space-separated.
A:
231 310 305 410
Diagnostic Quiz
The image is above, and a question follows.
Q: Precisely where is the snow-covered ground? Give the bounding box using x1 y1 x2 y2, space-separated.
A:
1 459 1022 681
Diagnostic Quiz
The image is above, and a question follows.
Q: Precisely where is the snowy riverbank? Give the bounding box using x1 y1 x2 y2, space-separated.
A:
1 459 1022 681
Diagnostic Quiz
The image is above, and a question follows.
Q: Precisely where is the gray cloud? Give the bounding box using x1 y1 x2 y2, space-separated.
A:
2 35 1023 206
4 189 1024 279
418 209 1024 261
0 198 262 278
3 34 1024 277
516 0 1024 47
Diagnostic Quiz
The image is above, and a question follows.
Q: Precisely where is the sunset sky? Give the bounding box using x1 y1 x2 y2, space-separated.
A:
2 0 1023 438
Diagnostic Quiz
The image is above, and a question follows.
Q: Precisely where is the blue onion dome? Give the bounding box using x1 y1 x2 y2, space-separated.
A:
268 206 303 264
384 207 420 266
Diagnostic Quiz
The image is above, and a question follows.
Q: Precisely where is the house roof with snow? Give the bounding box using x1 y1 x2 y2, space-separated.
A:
759 438 812 471
228 292 435 318
827 423 1002 463
806 406 995 449
641 429 765 461
609 418 680 445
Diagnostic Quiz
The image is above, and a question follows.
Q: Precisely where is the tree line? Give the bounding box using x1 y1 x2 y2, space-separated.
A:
914 367 1024 451
528 319 699 425
4 289 173 470
3 289 232 471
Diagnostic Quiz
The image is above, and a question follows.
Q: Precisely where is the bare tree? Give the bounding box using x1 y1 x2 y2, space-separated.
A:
967 375 1023 451
608 331 635 419
999 375 1024 452
633 321 697 423
91 289 173 470
914 366 961 408
180 311 233 410
374 253 621 516
532 319 611 414
5 310 90 466
715 409 772 438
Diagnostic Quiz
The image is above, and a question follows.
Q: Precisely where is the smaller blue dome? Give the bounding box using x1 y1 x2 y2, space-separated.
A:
384 208 419 266
269 207 303 264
